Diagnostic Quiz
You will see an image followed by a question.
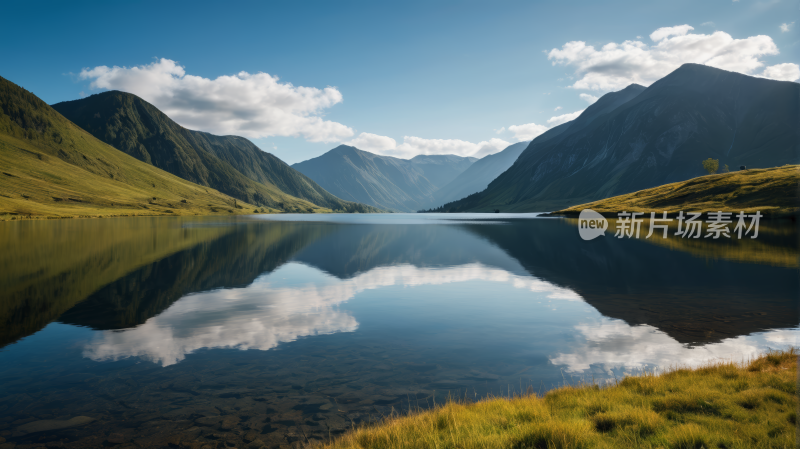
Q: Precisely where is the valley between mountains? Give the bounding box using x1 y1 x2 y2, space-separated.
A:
1 63 797 220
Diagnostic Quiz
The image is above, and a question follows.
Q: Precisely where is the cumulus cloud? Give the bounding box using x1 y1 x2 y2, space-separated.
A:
507 122 549 141
502 105 586 142
547 109 585 127
579 93 599 104
759 63 800 81
649 24 694 42
79 58 354 142
345 133 511 159
780 22 794 32
554 106 562 111
548 25 800 91
344 132 398 153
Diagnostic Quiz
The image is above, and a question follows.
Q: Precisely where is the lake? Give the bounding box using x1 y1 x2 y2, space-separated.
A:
0 214 797 448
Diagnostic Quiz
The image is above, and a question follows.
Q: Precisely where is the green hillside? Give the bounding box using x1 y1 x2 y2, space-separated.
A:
553 164 799 218
0 76 329 219
52 91 379 213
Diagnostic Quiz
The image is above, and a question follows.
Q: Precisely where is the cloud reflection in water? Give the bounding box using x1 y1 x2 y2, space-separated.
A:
550 319 799 376
83 263 581 366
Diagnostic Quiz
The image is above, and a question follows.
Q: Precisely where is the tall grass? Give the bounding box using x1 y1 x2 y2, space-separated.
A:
323 349 798 449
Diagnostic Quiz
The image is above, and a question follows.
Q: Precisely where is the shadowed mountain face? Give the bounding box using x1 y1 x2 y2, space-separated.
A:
441 64 800 212
292 145 476 212
52 92 378 212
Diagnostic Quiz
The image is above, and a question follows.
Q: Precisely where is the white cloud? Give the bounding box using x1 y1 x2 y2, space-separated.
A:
649 24 694 42
701 21 715 27
780 22 794 32
397 136 510 159
344 133 511 159
554 106 562 111
759 63 800 81
507 122 549 141
495 127 506 134
79 58 354 142
502 106 586 142
546 109 585 126
344 132 398 153
579 93 599 104
548 25 800 91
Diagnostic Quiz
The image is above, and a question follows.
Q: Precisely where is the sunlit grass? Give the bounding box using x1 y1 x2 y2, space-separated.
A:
323 349 798 449
556 165 799 219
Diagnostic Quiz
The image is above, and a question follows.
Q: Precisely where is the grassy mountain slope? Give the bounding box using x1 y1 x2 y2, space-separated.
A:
293 145 446 212
0 76 326 219
442 64 798 212
52 91 378 213
421 141 528 210
553 164 799 218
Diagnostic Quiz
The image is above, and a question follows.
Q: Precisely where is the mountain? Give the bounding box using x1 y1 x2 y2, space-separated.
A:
408 154 477 188
438 64 799 212
52 91 378 213
420 141 528 210
292 145 476 212
0 75 326 218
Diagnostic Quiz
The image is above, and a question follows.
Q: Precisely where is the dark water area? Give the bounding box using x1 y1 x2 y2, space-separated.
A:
0 214 797 448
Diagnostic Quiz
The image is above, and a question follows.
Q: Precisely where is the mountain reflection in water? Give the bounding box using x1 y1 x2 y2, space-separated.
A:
0 214 796 448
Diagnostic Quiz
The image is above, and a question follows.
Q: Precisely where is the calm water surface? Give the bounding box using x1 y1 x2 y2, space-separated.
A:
0 214 797 448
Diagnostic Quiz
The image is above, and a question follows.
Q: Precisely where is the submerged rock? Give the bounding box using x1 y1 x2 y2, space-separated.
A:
16 416 95 434
106 432 125 444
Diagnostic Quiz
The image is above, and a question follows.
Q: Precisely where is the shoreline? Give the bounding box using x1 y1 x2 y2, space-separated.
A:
322 349 798 449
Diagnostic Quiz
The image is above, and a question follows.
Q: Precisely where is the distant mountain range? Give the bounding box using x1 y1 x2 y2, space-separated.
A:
437 64 799 212
418 141 528 211
407 154 477 188
292 145 481 212
292 143 534 212
52 92 377 213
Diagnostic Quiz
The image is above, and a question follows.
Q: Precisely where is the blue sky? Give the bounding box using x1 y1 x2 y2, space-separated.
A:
2 0 798 164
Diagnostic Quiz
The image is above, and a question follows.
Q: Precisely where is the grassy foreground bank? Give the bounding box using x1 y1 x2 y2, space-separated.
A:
553 165 799 219
324 349 798 449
